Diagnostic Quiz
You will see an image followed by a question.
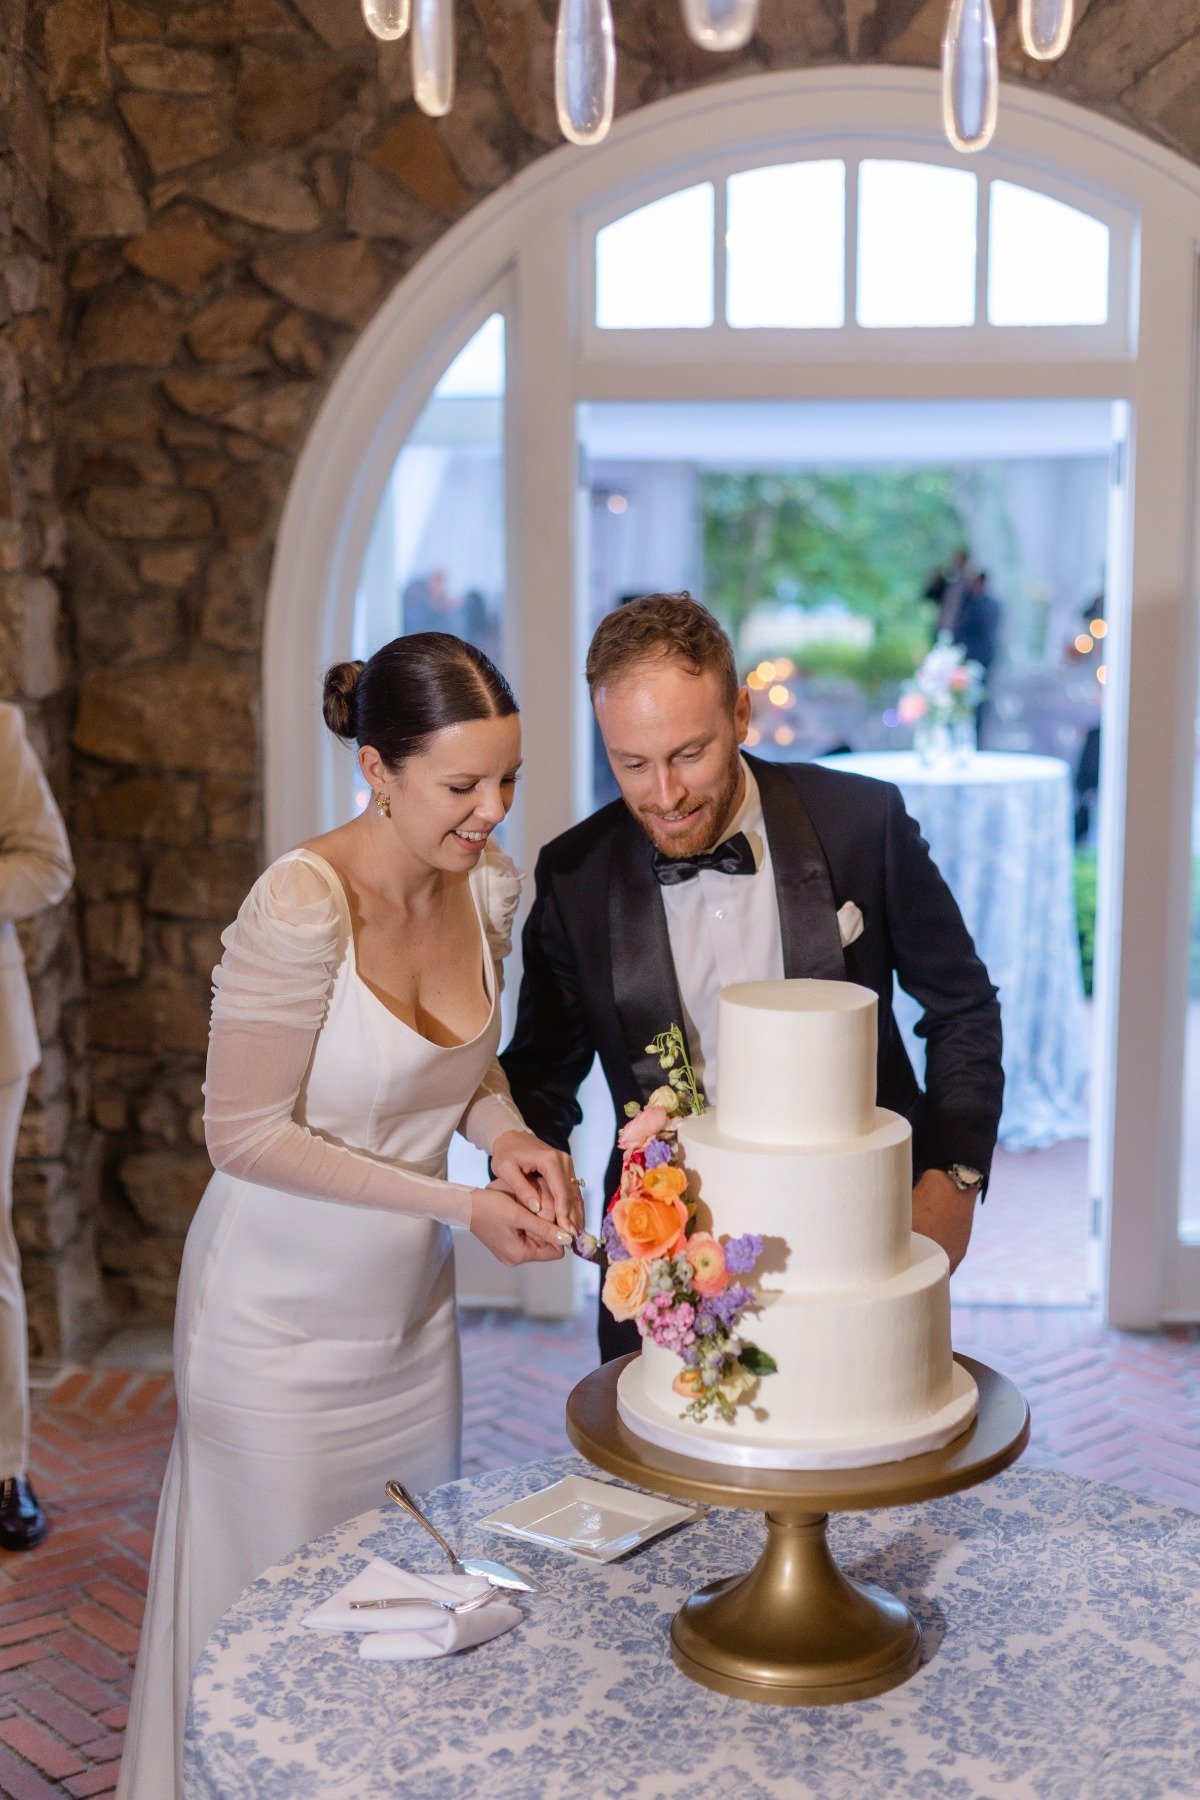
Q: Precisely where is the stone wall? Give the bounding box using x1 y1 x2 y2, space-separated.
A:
13 0 1200 1333
1 0 100 1355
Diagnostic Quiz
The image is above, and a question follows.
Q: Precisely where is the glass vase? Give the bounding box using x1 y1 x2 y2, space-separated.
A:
913 717 953 768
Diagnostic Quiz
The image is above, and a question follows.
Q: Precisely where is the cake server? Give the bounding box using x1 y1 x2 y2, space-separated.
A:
384 1479 540 1593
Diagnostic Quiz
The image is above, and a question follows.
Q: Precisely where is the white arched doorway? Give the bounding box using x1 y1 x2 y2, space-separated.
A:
264 66 1200 1329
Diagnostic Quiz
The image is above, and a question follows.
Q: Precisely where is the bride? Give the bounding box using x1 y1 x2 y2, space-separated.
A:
118 634 582 1799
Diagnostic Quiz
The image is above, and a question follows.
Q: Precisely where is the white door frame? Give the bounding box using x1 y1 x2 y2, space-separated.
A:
264 65 1200 1327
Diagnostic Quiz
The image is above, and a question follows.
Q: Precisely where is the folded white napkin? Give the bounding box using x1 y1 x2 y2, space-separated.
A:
301 1557 522 1661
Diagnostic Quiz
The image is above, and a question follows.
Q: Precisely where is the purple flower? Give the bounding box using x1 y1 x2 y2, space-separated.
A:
724 1234 763 1275
573 1231 600 1261
643 1139 673 1169
703 1284 753 1331
600 1214 629 1262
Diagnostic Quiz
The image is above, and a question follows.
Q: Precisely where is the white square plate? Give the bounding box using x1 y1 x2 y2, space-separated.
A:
478 1475 702 1563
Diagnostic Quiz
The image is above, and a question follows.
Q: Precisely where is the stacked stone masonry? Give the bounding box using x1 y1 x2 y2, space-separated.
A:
0 0 1198 1340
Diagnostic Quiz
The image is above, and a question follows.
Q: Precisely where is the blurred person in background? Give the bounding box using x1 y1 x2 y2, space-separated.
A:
0 705 73 1552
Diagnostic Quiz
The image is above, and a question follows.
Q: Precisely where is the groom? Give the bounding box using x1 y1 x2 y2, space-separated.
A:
501 594 1003 1362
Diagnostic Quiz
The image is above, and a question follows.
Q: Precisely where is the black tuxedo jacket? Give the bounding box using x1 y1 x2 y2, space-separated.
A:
501 754 1003 1299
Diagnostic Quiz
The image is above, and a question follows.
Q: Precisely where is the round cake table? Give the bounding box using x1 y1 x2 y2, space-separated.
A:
185 1453 1200 1798
821 750 1089 1151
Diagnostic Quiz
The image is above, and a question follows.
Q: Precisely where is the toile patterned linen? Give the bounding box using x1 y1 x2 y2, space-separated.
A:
185 1453 1200 1799
824 752 1089 1152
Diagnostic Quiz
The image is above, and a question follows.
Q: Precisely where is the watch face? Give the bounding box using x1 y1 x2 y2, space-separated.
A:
950 1164 983 1190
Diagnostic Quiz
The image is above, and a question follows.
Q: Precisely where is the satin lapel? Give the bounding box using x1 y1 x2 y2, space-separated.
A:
751 755 847 981
607 812 688 1101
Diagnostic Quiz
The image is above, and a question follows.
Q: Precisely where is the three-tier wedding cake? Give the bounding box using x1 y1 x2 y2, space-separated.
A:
615 978 979 1469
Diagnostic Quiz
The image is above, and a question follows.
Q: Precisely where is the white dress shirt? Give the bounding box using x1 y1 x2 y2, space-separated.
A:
660 758 784 1103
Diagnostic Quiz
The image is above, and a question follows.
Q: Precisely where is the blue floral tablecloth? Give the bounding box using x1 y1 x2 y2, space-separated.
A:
824 751 1090 1152
185 1453 1200 1799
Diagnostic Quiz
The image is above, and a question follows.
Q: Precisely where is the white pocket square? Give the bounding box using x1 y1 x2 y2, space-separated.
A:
837 901 864 948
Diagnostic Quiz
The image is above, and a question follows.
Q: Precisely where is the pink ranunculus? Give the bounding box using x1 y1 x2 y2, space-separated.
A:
687 1232 731 1298
897 692 929 724
618 1105 671 1152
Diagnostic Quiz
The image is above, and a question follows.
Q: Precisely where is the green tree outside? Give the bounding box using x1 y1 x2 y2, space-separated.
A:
701 468 973 690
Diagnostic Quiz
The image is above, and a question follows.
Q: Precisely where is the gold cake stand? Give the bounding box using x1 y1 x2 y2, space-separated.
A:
566 1353 1029 1707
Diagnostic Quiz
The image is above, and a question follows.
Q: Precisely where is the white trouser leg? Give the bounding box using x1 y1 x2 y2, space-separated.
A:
0 1075 31 1481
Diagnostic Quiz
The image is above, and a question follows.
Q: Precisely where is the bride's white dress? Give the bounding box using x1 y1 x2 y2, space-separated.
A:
117 843 526 1800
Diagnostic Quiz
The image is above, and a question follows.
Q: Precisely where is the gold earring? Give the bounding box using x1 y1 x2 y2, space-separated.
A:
373 789 391 818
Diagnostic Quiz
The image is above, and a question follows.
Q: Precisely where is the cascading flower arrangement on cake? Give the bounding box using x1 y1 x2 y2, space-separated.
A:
575 1027 776 1423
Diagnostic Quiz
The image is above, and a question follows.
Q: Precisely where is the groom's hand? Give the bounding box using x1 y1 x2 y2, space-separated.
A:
490 1129 584 1235
912 1169 977 1273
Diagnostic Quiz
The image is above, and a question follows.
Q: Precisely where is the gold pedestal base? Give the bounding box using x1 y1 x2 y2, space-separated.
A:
566 1354 1029 1709
670 1509 920 1705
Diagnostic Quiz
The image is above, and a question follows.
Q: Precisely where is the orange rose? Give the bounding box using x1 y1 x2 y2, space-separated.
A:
610 1192 689 1260
641 1164 687 1203
602 1257 651 1323
672 1367 705 1399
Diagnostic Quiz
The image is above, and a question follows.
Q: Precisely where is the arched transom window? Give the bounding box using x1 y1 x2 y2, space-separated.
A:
588 154 1130 357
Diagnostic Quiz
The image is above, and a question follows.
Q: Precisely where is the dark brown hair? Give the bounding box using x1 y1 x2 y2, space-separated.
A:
322 633 518 769
585 592 738 705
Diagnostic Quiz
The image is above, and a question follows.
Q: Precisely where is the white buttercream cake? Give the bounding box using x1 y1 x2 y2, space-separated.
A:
615 978 979 1469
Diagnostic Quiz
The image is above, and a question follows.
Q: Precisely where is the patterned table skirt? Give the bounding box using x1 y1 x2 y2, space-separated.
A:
186 1453 1200 1799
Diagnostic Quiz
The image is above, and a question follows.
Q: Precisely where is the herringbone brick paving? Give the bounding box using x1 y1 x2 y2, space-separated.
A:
1 1303 1197 1795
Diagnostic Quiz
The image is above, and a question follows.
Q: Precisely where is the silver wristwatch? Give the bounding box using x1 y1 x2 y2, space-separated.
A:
946 1163 983 1193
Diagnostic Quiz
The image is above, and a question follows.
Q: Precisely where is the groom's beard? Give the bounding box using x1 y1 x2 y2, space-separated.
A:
631 747 743 862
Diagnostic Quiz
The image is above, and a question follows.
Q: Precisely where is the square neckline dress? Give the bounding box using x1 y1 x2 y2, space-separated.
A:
118 843 524 1800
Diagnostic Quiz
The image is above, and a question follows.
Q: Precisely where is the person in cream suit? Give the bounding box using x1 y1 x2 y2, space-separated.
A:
0 704 73 1551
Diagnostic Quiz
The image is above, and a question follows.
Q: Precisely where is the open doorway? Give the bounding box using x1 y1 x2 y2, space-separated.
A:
577 394 1125 1307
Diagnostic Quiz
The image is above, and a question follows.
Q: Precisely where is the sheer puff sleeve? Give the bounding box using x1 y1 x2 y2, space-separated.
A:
457 842 528 1155
204 855 474 1228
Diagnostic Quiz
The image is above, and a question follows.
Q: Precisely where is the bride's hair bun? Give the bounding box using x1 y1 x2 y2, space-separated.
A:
321 634 518 768
322 660 365 740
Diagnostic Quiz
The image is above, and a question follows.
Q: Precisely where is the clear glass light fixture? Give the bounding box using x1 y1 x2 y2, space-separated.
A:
412 0 454 116
942 0 998 153
1019 0 1074 60
362 0 409 40
680 0 759 53
555 0 615 146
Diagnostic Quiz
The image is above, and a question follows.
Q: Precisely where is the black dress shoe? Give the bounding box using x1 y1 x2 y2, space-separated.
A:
0 1476 47 1550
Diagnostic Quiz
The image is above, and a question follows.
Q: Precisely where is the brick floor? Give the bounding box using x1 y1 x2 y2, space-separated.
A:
0 1295 1197 1793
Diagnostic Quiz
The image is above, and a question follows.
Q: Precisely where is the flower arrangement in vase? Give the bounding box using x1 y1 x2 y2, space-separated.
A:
895 633 985 767
574 1026 775 1423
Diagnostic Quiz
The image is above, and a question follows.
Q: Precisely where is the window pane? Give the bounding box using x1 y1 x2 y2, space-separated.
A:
856 160 977 329
726 161 845 329
353 311 506 725
432 310 505 396
988 182 1110 327
595 184 715 329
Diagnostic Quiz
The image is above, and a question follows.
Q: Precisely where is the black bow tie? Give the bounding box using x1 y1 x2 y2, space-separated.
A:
651 830 756 886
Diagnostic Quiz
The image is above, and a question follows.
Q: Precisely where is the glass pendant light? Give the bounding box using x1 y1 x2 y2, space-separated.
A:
942 0 998 153
412 0 454 116
555 0 615 145
362 0 410 40
1019 0 1073 60
680 0 759 53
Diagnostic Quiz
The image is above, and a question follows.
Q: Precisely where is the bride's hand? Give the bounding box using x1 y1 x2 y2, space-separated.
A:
490 1129 584 1235
469 1184 572 1267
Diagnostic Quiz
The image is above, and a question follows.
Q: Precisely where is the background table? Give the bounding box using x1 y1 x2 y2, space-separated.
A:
823 750 1089 1151
186 1453 1200 1798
